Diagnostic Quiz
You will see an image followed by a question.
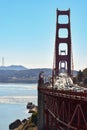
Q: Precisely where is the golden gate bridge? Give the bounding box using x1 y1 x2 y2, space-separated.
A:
38 9 87 130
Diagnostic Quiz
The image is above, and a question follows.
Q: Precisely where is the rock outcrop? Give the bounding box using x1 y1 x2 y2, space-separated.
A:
9 119 22 130
9 103 38 130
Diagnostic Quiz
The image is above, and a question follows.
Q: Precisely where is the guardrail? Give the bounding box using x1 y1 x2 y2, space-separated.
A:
38 86 87 101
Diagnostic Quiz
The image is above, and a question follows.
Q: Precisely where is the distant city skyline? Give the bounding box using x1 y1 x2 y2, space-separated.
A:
0 1 87 70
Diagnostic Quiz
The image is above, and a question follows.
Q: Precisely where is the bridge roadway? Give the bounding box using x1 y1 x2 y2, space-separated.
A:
38 84 87 130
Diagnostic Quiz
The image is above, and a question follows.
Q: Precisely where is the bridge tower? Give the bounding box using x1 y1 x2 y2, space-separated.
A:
54 9 72 76
38 9 87 130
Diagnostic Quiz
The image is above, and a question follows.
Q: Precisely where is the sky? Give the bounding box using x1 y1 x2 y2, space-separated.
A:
0 0 87 70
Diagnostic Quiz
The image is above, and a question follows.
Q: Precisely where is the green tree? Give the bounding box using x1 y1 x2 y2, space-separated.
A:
83 77 87 84
73 77 77 84
83 68 87 78
31 112 38 125
83 68 87 84
77 70 83 82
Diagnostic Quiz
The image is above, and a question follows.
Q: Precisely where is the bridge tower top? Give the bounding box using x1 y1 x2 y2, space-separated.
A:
53 9 72 76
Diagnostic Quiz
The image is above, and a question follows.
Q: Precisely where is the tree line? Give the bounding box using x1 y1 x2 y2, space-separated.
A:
73 68 87 86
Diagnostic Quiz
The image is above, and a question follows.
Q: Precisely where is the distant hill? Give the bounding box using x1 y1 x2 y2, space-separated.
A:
0 66 78 83
0 68 52 83
0 65 28 71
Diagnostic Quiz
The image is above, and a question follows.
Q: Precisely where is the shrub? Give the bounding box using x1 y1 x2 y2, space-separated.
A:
31 112 38 125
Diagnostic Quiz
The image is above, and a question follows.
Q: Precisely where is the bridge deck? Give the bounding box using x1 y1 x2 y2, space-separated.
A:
39 86 87 101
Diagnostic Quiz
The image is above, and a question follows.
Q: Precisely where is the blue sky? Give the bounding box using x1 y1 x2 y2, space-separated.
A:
0 0 87 70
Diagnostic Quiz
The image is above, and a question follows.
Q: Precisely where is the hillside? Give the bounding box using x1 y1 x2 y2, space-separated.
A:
0 65 78 83
0 68 52 83
0 65 28 71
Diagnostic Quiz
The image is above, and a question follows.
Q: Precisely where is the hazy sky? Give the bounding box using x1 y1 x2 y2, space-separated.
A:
0 0 87 70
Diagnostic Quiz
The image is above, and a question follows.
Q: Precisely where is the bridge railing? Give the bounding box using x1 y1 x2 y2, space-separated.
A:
38 86 87 101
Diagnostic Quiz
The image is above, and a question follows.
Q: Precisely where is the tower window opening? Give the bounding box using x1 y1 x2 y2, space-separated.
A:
58 28 68 38
59 61 67 73
58 15 68 24
60 50 66 55
59 43 68 55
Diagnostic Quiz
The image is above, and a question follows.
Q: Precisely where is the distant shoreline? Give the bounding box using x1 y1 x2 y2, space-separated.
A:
0 68 52 84
0 81 38 84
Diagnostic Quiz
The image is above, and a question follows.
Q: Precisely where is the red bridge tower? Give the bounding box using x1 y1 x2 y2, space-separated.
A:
54 9 72 76
38 9 87 130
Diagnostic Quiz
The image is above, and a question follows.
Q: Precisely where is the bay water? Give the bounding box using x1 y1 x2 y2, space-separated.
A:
0 83 37 130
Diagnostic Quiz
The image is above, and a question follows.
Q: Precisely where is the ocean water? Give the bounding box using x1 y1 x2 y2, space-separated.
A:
0 83 37 130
